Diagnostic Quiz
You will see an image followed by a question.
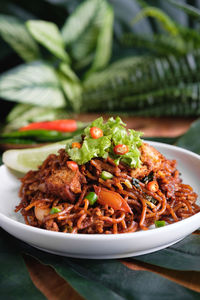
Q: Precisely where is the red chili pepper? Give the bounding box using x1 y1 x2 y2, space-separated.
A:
94 186 132 214
72 142 81 149
20 119 78 132
114 144 129 155
90 127 103 139
67 161 78 171
146 181 159 192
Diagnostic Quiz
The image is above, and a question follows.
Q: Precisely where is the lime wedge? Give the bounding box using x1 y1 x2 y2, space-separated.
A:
2 139 71 174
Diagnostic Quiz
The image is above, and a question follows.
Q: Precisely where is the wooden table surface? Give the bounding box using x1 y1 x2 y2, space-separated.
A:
12 115 199 300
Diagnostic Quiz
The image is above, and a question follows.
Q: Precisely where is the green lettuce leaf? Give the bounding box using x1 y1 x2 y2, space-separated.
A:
67 135 111 164
66 117 143 167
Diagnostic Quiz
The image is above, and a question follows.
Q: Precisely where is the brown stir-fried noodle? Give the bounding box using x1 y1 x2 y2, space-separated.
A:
16 143 200 234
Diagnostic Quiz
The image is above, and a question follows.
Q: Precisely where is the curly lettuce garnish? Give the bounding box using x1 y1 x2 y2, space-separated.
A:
66 117 143 168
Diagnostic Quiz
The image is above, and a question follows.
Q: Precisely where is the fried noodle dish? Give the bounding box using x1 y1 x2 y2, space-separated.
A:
16 117 200 234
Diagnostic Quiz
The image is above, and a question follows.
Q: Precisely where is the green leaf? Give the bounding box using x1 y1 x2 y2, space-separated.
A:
63 0 114 72
59 62 79 82
67 0 109 70
176 118 200 154
0 229 44 300
111 0 153 37
132 6 179 36
89 3 114 73
135 235 200 271
61 0 100 45
57 61 82 111
167 0 200 19
121 101 200 117
1 229 123 300
6 103 33 123
58 71 82 112
121 33 188 56
0 61 66 108
82 50 200 115
0 14 39 62
26 20 70 62
1 226 200 300
69 25 98 64
66 117 142 167
63 259 200 300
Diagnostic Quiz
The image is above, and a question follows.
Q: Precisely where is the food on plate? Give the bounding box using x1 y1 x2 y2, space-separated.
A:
15 117 200 234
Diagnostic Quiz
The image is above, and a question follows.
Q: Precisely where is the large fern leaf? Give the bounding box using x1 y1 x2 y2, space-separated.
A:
82 50 200 115
167 0 200 19
131 6 179 36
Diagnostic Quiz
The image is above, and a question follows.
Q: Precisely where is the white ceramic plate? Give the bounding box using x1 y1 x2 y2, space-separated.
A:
0 141 200 259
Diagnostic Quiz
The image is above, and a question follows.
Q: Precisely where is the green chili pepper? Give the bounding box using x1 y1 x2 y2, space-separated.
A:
0 138 36 144
155 220 166 228
85 192 98 205
1 128 85 143
101 171 113 180
50 207 61 214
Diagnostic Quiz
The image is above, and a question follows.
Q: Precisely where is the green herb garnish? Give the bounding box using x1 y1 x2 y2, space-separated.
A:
155 220 166 228
50 207 61 214
66 117 143 168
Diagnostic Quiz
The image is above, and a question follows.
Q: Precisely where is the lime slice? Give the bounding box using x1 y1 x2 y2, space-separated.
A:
2 139 71 174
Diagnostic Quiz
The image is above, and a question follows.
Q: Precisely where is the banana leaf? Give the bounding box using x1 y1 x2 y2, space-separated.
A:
0 229 44 300
1 228 200 300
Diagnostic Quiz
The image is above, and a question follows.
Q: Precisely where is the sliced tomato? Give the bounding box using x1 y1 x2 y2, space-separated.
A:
114 144 129 155
94 186 132 214
90 127 103 139
72 142 81 149
146 181 159 192
67 161 78 171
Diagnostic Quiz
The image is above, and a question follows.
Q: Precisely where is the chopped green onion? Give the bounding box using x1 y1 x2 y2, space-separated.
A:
101 171 113 180
50 207 61 214
155 220 166 228
85 192 98 205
